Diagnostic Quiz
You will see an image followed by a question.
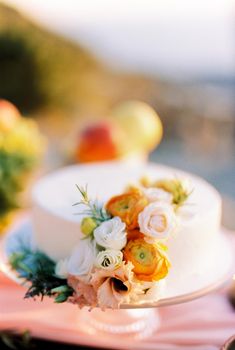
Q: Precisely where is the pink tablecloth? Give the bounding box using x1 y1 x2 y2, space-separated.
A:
0 244 235 350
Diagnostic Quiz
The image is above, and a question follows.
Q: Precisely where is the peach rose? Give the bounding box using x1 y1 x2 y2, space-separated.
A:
138 202 178 240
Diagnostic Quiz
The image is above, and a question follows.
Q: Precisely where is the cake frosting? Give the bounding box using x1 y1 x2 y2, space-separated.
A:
32 161 222 299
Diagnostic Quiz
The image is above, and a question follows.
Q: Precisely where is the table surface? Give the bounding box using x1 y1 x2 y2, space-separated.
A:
0 223 235 350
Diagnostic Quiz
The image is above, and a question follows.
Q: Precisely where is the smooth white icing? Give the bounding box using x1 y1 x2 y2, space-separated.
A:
32 161 222 289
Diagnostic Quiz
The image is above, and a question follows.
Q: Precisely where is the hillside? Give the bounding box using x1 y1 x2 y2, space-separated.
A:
1 4 235 222
0 3 233 145
0 3 168 117
0 3 102 113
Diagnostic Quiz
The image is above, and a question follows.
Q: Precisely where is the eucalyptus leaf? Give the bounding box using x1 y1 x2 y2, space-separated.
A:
54 293 69 303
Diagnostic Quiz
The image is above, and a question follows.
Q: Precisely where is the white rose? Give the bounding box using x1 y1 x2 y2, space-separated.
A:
138 202 178 240
55 258 69 279
94 217 127 250
95 249 123 270
143 187 173 204
68 238 97 277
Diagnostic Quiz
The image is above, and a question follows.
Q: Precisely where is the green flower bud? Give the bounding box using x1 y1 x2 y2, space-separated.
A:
155 179 176 194
155 179 191 207
81 217 97 236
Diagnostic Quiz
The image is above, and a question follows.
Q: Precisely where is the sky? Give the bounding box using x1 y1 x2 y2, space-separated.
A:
2 0 235 79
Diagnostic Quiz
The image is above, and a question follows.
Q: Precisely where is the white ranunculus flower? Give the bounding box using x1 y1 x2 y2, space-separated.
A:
67 238 97 277
143 187 173 204
55 258 69 279
95 249 123 270
138 202 178 240
94 217 127 250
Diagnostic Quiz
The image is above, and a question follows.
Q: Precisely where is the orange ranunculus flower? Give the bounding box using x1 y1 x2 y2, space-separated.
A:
106 190 148 229
123 237 170 282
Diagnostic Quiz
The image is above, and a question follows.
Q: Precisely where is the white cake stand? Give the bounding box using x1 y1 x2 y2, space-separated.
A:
0 217 234 341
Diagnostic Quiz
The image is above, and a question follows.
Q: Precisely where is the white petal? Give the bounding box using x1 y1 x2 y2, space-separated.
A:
55 258 69 279
94 217 127 250
68 239 97 277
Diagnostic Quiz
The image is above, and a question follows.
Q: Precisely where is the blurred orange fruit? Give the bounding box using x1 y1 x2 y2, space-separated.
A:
76 121 125 162
0 99 20 132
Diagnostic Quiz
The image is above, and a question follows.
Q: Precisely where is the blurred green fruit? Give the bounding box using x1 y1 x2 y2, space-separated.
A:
111 100 163 153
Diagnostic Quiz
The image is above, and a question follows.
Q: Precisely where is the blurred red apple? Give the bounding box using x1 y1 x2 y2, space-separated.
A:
0 99 20 131
76 121 125 162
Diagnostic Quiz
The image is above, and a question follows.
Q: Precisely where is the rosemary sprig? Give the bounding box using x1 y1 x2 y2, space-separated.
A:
73 185 110 223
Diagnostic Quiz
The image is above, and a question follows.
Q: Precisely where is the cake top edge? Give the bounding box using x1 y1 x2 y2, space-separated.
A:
31 162 221 222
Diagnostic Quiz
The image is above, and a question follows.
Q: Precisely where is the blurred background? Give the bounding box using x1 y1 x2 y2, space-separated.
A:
0 0 234 228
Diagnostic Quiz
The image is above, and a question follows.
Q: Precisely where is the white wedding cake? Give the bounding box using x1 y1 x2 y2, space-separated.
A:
31 161 223 302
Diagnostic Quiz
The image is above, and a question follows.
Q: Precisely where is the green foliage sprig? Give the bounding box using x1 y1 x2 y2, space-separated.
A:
9 245 73 303
73 185 110 224
154 179 193 209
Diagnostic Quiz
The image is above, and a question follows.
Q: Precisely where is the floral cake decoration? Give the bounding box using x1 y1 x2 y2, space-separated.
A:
9 177 193 309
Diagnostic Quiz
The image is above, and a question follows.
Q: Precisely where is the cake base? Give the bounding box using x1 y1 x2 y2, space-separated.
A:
1 216 234 309
0 216 234 341
77 308 160 339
